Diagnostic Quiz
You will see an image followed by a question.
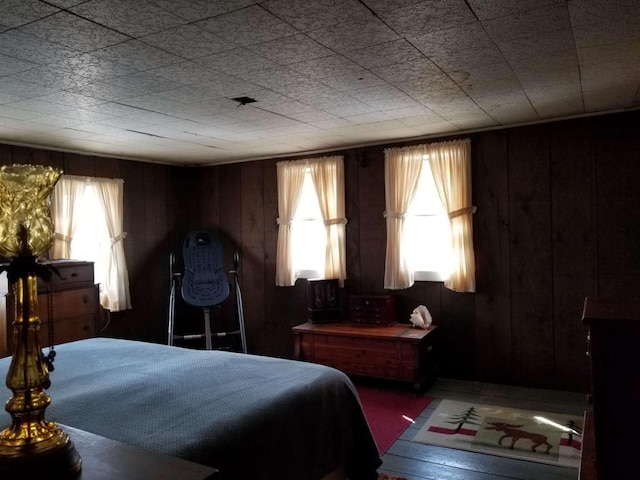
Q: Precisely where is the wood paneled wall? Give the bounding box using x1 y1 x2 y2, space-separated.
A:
2 109 639 392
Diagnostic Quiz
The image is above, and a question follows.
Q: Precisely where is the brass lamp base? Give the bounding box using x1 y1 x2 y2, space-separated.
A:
0 424 81 478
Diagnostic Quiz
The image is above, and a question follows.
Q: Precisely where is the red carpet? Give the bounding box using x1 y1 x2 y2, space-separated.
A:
355 384 432 454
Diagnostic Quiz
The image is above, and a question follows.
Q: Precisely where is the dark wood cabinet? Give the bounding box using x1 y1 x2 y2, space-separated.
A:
5 260 101 354
293 321 439 390
581 297 640 480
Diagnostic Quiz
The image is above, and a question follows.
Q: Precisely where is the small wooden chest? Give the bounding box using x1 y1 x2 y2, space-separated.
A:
348 295 396 326
293 322 439 390
306 279 341 323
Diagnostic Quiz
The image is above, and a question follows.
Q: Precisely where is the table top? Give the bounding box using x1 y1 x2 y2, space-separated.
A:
64 425 218 480
292 321 437 341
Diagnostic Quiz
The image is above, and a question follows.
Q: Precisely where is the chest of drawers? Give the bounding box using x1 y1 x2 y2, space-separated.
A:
4 260 101 354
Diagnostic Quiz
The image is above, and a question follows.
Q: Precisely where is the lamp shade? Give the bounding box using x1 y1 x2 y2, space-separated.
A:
0 164 61 258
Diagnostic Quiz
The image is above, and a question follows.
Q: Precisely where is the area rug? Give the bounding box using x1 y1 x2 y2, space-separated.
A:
355 384 432 454
412 399 583 468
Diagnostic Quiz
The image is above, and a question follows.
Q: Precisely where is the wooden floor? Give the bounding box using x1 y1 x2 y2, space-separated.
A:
376 378 589 480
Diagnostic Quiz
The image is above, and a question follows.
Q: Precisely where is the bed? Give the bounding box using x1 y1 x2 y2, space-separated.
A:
0 338 381 480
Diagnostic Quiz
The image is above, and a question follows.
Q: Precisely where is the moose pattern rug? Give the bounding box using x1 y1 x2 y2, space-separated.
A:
412 400 583 468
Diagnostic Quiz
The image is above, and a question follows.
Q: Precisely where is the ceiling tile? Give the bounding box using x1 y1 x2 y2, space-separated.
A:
319 71 387 92
0 31 80 65
140 25 237 60
383 105 441 120
0 53 37 76
371 58 443 85
0 77 57 100
149 62 224 85
447 61 517 88
408 21 495 58
347 84 409 102
18 12 128 51
100 72 187 97
197 48 279 75
568 0 640 27
196 5 297 46
261 0 371 32
429 44 506 72
1 0 60 28
234 66 310 89
52 53 139 80
343 39 424 69
307 16 401 54
65 82 144 102
9 66 93 90
70 0 185 37
43 0 87 7
289 54 364 79
378 0 477 34
531 94 584 118
5 98 75 115
498 29 576 61
91 40 184 70
483 3 571 41
360 95 425 112
482 101 539 124
150 0 257 22
248 34 334 65
466 0 564 20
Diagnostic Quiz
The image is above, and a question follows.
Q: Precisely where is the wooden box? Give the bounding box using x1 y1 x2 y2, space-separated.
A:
293 322 439 390
306 279 341 323
348 295 396 326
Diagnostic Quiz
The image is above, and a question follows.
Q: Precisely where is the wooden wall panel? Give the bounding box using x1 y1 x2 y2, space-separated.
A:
11 146 63 170
115 160 148 340
507 125 555 388
473 130 512 384
344 150 362 295
550 119 596 392
0 144 12 165
240 161 266 354
595 114 640 298
356 147 386 294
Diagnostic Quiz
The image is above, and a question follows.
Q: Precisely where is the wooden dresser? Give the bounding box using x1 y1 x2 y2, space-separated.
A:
581 297 640 480
293 321 439 390
4 260 101 355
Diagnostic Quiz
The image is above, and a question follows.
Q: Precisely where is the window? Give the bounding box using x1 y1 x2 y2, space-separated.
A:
275 156 346 287
384 139 475 292
50 175 131 311
290 170 326 278
404 156 453 281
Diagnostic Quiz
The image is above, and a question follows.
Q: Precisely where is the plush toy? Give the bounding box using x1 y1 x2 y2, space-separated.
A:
409 305 432 329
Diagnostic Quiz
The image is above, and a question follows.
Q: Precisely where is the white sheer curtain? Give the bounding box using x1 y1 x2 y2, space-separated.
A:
94 178 132 311
49 175 132 311
308 156 347 287
50 176 85 258
275 161 307 286
384 138 475 292
383 145 425 289
427 139 476 292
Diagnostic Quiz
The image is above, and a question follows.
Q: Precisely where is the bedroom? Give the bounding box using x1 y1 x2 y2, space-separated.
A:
0 1 639 479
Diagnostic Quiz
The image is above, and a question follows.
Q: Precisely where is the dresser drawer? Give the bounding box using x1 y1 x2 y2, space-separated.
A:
348 295 396 326
47 261 95 289
40 314 97 346
39 286 98 322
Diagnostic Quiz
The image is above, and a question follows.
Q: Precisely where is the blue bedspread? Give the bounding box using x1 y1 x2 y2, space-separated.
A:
0 338 381 480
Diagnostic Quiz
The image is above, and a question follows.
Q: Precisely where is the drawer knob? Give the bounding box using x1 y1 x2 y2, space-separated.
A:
82 295 89 303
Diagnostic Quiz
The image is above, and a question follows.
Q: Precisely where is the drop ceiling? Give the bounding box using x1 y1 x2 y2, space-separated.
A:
0 0 638 165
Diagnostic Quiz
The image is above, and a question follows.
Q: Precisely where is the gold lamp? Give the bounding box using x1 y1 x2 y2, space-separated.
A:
0 165 81 477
